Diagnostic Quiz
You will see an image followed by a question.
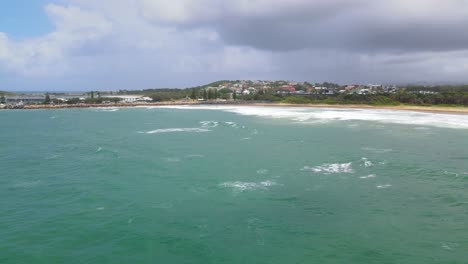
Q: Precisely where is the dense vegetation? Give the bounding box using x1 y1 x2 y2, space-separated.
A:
281 92 468 106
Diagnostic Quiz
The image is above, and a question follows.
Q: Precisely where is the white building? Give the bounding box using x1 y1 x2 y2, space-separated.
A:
102 95 150 103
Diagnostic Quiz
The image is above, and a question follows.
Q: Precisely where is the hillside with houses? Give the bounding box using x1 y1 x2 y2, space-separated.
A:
2 81 468 108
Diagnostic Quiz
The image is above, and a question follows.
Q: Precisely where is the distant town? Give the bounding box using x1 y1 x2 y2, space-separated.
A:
1 80 468 108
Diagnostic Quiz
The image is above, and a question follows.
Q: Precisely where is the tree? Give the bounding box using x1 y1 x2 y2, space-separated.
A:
208 89 214 100
233 92 237 100
203 89 207 100
191 89 197 99
214 89 218 99
90 91 95 99
0 95 5 104
44 93 51 104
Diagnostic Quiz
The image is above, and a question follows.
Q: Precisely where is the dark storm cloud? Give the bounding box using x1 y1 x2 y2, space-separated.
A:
146 0 468 54
211 3 468 53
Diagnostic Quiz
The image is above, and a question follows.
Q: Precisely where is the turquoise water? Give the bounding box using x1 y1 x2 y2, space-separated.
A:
1 106 468 263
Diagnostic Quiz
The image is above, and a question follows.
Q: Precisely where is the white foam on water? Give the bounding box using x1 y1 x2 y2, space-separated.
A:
377 184 392 189
200 121 219 128
145 128 210 134
241 137 252 140
256 169 269 175
96 107 119 112
96 207 105 210
360 174 377 179
225 121 238 128
220 180 278 192
302 162 354 174
361 157 373 168
154 105 468 129
96 147 102 153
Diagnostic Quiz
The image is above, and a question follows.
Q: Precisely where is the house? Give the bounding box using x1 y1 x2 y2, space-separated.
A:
280 85 296 92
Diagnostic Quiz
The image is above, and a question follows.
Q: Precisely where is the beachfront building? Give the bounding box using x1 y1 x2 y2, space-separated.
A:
101 95 151 103
6 96 45 104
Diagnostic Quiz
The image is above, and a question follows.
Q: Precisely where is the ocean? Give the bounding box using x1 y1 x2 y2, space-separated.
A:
1 106 467 263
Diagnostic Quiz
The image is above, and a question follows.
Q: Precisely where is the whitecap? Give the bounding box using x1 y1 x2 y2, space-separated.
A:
225 121 238 128
96 147 103 153
360 174 377 179
96 207 105 210
256 169 269 175
225 121 235 125
241 137 252 140
220 180 278 192
302 163 354 174
200 121 219 128
377 184 392 189
145 128 210 134
361 157 373 168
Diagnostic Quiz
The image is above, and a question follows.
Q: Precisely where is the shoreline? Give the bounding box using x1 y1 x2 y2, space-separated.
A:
2 101 468 115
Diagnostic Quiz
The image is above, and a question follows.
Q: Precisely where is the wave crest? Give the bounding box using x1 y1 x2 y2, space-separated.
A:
302 163 354 174
145 128 210 134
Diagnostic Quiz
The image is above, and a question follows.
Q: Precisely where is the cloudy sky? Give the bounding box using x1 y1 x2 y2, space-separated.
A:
1 0 468 91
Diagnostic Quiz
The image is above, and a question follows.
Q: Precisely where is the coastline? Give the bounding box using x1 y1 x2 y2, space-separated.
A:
2 101 468 115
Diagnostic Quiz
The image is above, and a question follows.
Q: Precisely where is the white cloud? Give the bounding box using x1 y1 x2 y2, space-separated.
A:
0 4 112 76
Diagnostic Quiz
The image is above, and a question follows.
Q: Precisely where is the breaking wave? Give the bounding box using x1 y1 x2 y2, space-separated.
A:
144 128 211 134
302 162 354 174
220 180 278 192
361 157 374 168
154 105 468 129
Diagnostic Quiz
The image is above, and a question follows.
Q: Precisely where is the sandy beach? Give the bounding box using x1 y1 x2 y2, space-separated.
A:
2 101 467 115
